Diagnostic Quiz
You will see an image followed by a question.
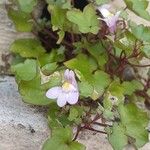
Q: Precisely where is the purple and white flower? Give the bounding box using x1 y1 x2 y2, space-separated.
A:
46 69 79 107
97 4 120 33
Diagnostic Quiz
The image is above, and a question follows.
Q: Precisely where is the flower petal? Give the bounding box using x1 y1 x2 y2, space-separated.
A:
67 91 79 105
99 8 112 18
57 92 67 107
46 87 61 99
64 69 70 80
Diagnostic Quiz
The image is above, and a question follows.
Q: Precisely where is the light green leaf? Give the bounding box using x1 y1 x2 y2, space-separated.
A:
46 0 71 9
95 0 110 5
8 8 33 32
119 103 149 148
79 81 93 97
68 107 79 121
142 44 150 58
41 62 58 75
92 70 111 100
124 0 150 21
42 127 86 150
38 47 65 66
86 42 108 68
122 80 143 95
10 39 45 58
108 123 128 150
64 54 96 82
57 30 65 44
108 80 125 103
48 5 71 31
11 59 37 81
19 75 52 105
67 4 99 34
131 24 150 43
17 0 37 13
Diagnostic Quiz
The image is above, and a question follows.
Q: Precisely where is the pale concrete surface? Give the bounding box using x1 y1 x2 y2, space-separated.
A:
0 76 49 150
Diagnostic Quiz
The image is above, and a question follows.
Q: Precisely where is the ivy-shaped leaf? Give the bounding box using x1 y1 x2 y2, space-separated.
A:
92 70 111 100
17 0 37 13
8 8 33 32
10 39 46 58
64 54 97 82
122 80 143 95
130 24 150 43
19 75 53 105
42 127 86 150
119 103 149 148
124 0 150 21
67 4 100 34
108 123 128 150
142 44 150 58
86 42 108 68
41 62 58 76
11 59 37 81
48 5 70 31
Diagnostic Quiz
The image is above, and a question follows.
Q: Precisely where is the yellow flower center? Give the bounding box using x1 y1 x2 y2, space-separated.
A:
62 82 72 91
106 12 114 18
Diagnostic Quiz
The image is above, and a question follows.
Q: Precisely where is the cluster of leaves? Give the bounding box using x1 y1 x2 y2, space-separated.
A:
8 0 150 150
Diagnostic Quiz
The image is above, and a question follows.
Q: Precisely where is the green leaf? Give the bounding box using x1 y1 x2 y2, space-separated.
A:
68 106 84 122
79 81 93 98
142 44 150 58
11 59 37 81
8 8 33 32
17 0 37 13
19 75 52 105
130 24 150 43
86 42 108 68
95 0 110 5
92 70 111 100
108 123 128 150
64 54 96 82
41 62 58 75
67 4 100 34
48 5 71 31
10 39 45 58
119 103 149 148
65 55 110 100
68 107 79 121
124 0 150 21
122 80 143 95
38 47 65 67
42 127 86 150
46 0 71 9
108 80 125 103
47 103 72 128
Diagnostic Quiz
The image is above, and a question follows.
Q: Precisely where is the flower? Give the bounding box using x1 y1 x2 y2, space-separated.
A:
46 69 79 107
97 4 120 33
